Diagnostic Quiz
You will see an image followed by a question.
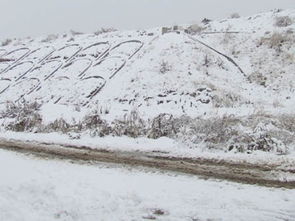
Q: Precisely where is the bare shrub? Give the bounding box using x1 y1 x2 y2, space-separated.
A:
221 32 234 45
94 27 117 35
1 39 12 46
1 101 41 119
67 37 75 42
46 118 71 133
41 34 58 43
176 114 292 154
2 101 42 132
259 32 291 52
275 114 295 132
212 91 242 108
247 124 288 154
112 110 147 138
82 111 112 137
286 28 294 34
147 114 177 139
230 13 240 19
0 102 21 119
159 61 172 74
1 101 293 155
196 116 241 144
247 72 267 86
201 18 211 25
268 33 289 48
89 124 112 137
176 115 241 150
83 111 105 129
275 16 293 27
152 208 166 215
221 25 234 44
227 115 293 154
185 24 205 35
228 133 288 154
70 30 83 36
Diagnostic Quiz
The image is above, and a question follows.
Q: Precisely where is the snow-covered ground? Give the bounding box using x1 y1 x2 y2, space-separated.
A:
1 149 295 221
1 9 295 221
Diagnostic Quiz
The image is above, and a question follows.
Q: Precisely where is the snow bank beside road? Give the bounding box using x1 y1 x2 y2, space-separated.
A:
0 131 294 170
1 149 295 221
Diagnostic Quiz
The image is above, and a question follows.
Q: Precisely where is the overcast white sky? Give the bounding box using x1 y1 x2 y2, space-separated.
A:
0 0 293 40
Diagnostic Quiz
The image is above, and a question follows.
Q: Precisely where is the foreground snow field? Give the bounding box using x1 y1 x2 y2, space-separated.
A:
0 149 294 221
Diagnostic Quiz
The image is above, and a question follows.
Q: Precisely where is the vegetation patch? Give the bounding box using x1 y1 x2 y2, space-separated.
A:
1 102 293 155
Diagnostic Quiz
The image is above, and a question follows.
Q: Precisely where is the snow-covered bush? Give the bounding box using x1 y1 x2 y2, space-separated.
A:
1 39 12 46
230 13 240 19
0 102 21 119
54 110 111 137
176 115 241 150
46 118 71 134
222 33 234 45
112 110 147 138
197 116 240 145
229 121 289 154
175 113 293 154
185 24 205 35
275 114 295 132
259 32 291 52
228 134 288 154
275 16 293 27
221 25 235 45
147 113 177 139
82 111 105 130
70 30 83 36
247 71 267 86
83 113 112 137
227 115 294 154
268 32 289 48
212 91 242 108
1 101 293 155
1 101 42 132
41 34 58 43
94 27 117 35
159 61 172 74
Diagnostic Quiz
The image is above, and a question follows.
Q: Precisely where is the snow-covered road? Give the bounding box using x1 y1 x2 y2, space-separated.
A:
0 149 295 221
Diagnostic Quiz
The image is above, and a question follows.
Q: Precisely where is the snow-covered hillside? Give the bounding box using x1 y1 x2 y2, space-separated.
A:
1 9 295 155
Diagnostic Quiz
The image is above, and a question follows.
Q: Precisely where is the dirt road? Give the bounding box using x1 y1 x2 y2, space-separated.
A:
0 138 294 189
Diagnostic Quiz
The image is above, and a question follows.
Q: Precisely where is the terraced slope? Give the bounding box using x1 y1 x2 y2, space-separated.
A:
0 9 294 119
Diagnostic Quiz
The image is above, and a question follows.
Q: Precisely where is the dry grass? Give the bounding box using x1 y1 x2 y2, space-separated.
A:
1 39 12 46
1 102 294 154
259 32 294 52
159 61 172 74
275 16 293 27
247 71 267 87
94 27 117 35
1 101 42 132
